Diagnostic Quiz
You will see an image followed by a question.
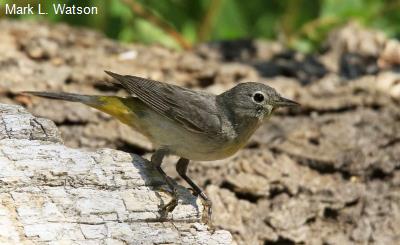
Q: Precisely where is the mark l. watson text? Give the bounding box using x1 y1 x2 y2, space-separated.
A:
5 3 98 15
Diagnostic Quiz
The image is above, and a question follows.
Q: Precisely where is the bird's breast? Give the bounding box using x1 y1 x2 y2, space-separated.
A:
126 101 262 161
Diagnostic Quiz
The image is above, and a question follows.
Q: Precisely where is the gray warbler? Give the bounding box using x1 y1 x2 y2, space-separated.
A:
24 71 299 224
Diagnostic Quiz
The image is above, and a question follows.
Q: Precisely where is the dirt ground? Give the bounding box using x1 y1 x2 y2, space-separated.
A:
1 20 399 245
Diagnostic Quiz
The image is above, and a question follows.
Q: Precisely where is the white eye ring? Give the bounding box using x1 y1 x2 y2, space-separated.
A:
252 91 265 103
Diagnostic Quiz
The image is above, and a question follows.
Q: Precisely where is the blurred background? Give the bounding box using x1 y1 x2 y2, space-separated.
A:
1 0 400 51
1 1 400 244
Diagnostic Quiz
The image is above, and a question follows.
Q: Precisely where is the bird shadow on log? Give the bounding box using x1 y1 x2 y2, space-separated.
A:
129 153 201 223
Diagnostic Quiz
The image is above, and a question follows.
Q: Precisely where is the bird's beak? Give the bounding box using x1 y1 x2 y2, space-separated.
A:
274 96 300 107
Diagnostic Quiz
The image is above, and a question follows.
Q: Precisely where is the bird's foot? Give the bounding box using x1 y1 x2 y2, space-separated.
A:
196 191 213 229
162 192 178 214
159 178 179 218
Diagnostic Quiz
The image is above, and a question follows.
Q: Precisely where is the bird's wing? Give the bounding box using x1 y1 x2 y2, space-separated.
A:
105 71 221 135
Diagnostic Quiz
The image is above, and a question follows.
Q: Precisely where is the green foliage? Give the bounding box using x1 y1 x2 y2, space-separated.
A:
1 0 399 52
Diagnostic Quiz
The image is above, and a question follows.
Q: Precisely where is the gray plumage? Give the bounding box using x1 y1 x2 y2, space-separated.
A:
105 71 222 135
24 71 299 223
101 71 298 160
25 72 298 160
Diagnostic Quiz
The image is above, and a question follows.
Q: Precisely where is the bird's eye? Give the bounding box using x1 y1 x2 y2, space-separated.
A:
252 92 265 103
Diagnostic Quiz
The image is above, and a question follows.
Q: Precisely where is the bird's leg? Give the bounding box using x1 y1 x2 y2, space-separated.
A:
176 158 213 225
151 149 178 214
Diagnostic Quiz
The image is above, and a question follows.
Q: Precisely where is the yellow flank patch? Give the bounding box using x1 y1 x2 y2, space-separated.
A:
92 96 136 125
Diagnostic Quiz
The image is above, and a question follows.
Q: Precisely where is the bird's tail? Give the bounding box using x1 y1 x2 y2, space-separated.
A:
22 91 101 105
22 91 136 125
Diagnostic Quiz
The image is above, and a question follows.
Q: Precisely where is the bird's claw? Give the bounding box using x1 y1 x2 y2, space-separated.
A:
162 196 178 213
193 191 213 229
160 186 179 218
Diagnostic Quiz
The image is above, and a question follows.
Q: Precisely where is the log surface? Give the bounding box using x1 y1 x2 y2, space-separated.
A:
0 103 232 245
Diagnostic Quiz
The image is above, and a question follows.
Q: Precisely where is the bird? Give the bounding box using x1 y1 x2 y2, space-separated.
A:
23 71 299 224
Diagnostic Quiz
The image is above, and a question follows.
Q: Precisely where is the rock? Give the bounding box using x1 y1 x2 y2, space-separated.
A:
0 103 232 244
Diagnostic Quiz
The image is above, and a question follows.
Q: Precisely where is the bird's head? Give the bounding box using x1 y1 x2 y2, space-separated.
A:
219 82 299 121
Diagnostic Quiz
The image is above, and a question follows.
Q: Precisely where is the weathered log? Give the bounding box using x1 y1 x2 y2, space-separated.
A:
0 103 232 244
